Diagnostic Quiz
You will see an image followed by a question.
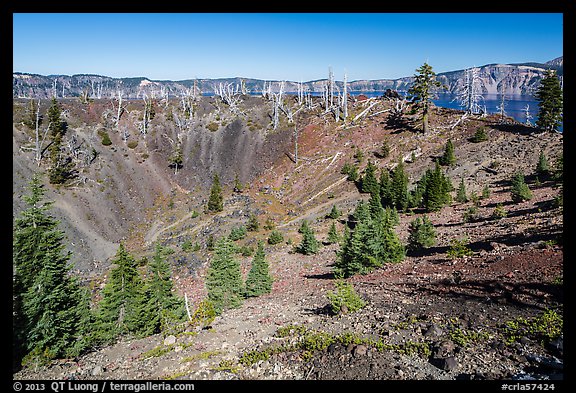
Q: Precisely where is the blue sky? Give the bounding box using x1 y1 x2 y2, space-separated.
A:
13 13 563 82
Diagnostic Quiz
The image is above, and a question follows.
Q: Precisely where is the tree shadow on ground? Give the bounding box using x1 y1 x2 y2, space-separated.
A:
404 278 563 311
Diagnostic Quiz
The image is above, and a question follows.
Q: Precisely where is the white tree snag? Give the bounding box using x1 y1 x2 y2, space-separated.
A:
328 66 335 108
353 101 378 122
342 71 348 120
455 66 483 115
214 82 243 114
523 104 533 126
184 293 192 321
114 89 126 128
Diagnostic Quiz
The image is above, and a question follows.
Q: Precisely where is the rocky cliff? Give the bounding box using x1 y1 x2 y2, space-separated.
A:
13 57 562 99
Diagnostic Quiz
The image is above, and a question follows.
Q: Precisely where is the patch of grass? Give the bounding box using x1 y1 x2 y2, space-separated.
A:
141 344 174 359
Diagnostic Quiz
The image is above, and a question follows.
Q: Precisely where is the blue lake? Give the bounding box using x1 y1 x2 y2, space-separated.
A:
205 90 562 132
352 91 540 125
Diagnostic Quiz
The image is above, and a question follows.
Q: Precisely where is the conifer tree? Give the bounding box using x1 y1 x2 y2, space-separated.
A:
296 220 319 255
267 229 284 245
423 161 452 212
46 98 74 184
379 169 393 208
361 160 379 196
536 150 550 177
407 215 437 253
206 237 244 315
335 200 404 278
440 139 456 166
207 173 224 212
142 244 185 335
456 177 468 203
93 244 148 344
327 221 340 244
247 213 260 232
245 242 273 297
510 171 532 203
407 62 444 133
409 169 430 209
535 69 563 133
13 174 90 364
327 204 341 219
391 159 409 211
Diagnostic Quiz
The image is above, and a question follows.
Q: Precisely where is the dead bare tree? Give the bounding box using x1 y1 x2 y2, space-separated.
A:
455 66 484 115
342 71 348 120
112 89 127 129
297 80 305 106
523 104 533 126
214 82 243 114
140 94 154 137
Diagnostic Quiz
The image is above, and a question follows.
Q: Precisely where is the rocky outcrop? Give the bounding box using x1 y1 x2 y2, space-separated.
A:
13 57 562 99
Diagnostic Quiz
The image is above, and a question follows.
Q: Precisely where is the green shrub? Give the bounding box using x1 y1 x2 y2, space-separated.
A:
127 140 138 149
190 299 216 329
207 122 219 132
326 280 366 315
447 237 474 259
407 215 436 252
502 308 563 346
267 230 284 245
492 203 507 219
229 226 247 241
341 162 359 182
510 172 532 203
463 205 479 222
98 129 112 146
470 126 488 142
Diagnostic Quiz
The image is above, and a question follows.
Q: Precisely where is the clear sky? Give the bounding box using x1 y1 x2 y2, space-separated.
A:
13 13 563 82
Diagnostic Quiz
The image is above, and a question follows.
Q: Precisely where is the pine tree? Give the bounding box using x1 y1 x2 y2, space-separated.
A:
361 160 379 195
327 204 341 219
267 229 284 245
423 161 452 212
536 150 550 177
327 221 340 244
456 177 468 203
510 172 532 203
535 69 563 133
440 139 456 166
169 145 183 175
379 169 393 208
13 174 90 364
93 244 148 344
335 199 404 278
247 213 260 232
142 244 185 335
407 216 437 253
46 98 74 184
409 169 430 209
296 220 319 255
207 173 224 212
206 237 244 315
391 159 409 211
407 62 444 133
245 242 273 297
